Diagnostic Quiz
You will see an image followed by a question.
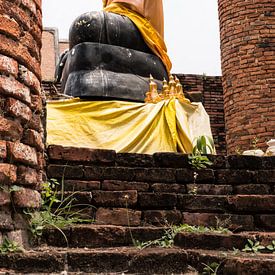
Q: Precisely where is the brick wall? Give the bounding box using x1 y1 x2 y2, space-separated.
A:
218 0 275 154
0 0 44 247
176 74 226 155
41 28 59 82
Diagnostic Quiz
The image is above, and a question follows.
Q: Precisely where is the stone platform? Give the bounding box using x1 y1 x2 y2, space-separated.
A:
0 145 274 274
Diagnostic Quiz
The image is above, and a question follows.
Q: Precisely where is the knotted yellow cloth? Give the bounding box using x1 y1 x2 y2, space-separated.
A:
47 99 213 154
103 1 172 73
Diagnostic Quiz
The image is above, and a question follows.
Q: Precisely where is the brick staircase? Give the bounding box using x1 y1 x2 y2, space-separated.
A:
0 145 274 274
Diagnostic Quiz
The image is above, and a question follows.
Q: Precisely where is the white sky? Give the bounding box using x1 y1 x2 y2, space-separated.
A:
42 0 222 76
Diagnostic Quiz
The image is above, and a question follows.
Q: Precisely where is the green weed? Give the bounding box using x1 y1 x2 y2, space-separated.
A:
188 136 214 170
202 262 220 275
25 178 94 244
133 224 231 250
266 240 275 253
0 237 23 254
242 239 265 253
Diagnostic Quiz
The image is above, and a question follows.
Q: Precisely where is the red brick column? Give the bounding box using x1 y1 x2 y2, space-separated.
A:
0 0 44 246
218 0 274 154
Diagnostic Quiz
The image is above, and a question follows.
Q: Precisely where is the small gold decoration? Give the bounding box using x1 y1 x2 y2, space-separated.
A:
145 75 189 104
145 75 162 103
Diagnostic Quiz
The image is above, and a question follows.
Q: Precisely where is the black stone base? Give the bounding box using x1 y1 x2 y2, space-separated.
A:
64 70 163 102
61 42 168 89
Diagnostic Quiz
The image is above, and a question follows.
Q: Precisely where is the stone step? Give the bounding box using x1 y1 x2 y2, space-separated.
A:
0 246 274 274
38 224 275 250
59 179 274 196
47 163 275 186
56 191 275 214
47 145 275 170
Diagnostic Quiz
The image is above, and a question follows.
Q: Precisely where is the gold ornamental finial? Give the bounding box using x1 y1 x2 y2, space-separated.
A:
145 75 162 103
168 75 177 97
144 74 190 104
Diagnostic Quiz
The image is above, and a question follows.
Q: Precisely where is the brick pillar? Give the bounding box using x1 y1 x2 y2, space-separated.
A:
0 0 44 246
218 0 274 154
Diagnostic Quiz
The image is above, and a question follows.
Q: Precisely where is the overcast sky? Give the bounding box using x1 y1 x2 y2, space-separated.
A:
42 0 222 76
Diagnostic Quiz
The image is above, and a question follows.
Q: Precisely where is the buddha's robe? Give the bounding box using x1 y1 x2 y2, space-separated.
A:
103 0 172 73
103 0 164 38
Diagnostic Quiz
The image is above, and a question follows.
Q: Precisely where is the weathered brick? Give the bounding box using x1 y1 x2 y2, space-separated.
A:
92 190 137 208
0 75 32 104
151 183 186 193
177 195 228 212
17 165 38 186
20 31 40 61
21 0 37 15
206 155 227 169
262 157 275 169
69 225 126 248
8 141 38 167
0 15 21 39
133 168 176 183
255 215 275 230
143 210 182 225
84 166 135 181
48 145 116 164
228 195 275 212
0 1 42 45
176 169 195 183
0 190 10 206
256 170 275 183
96 208 141 226
234 184 271 195
0 140 7 159
0 163 17 184
102 180 149 192
215 169 255 184
0 54 18 77
186 184 233 195
6 97 32 123
138 193 177 209
227 155 263 170
23 129 44 152
181 213 254 231
30 94 43 112
7 230 29 248
64 180 100 191
0 116 23 141
0 212 13 230
153 152 189 168
0 34 41 80
195 169 215 183
47 164 84 179
18 65 41 94
28 112 43 132
36 151 46 169
174 232 248 250
12 187 41 208
116 153 154 167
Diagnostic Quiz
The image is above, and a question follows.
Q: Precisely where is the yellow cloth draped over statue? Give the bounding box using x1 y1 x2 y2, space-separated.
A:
46 99 213 154
103 0 172 73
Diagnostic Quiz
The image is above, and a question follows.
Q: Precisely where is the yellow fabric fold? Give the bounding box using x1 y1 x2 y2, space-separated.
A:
46 99 213 154
103 3 172 73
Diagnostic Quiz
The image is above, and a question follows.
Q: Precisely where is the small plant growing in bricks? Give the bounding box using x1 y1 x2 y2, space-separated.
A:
0 237 23 254
242 239 265 253
133 224 231 250
202 262 221 275
25 178 93 243
188 136 214 170
266 240 275 253
251 136 259 150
